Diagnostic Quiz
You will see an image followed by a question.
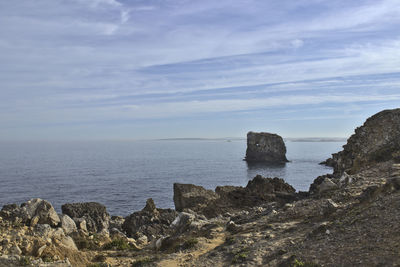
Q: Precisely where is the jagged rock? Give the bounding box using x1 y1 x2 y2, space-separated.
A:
173 183 219 212
245 132 288 163
173 175 298 218
0 199 60 227
59 214 77 235
247 175 296 195
324 108 400 175
61 202 109 233
74 218 88 232
109 215 125 232
309 174 338 195
122 198 178 240
318 178 338 193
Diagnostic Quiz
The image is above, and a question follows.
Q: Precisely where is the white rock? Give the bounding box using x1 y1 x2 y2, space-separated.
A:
59 214 77 235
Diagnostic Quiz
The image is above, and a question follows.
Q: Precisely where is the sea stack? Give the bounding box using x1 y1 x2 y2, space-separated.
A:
245 131 288 163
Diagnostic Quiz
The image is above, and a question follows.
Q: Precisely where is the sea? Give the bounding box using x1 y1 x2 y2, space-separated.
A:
0 140 344 216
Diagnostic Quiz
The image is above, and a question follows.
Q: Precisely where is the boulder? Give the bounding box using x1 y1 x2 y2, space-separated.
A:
173 183 219 212
0 199 60 227
61 202 109 233
309 174 337 195
245 132 288 163
246 175 296 195
122 198 178 240
59 214 77 235
324 108 400 175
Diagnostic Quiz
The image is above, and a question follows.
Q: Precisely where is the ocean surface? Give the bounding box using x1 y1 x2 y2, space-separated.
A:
0 140 344 216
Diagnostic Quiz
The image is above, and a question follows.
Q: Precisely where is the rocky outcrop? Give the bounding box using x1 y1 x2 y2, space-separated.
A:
173 175 298 217
0 198 60 227
173 183 219 212
309 174 339 195
61 202 110 233
122 198 178 240
324 108 400 175
245 132 288 163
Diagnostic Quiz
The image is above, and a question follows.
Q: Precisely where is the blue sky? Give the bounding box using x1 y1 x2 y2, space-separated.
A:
1 0 400 140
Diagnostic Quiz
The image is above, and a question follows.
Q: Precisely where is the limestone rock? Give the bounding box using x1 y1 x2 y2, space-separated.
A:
173 183 219 212
61 202 109 233
122 198 178 240
0 199 60 227
109 215 125 232
324 108 400 175
59 214 77 235
245 132 288 163
173 175 298 218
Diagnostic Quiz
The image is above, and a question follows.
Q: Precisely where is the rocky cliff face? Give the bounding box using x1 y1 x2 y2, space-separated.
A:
328 108 400 175
245 132 288 163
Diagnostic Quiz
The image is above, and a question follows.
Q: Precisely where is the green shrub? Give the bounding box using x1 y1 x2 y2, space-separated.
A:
292 259 320 267
103 238 138 251
232 247 249 263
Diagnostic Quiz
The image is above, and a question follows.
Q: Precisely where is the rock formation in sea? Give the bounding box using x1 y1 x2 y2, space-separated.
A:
323 108 400 175
245 131 288 163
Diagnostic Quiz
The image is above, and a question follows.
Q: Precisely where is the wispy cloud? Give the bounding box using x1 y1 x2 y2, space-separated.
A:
1 0 400 139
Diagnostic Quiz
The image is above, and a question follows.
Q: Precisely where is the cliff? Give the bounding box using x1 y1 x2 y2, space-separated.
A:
326 108 400 175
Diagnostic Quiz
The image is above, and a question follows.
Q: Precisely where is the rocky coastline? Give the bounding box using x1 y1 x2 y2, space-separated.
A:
1 108 400 266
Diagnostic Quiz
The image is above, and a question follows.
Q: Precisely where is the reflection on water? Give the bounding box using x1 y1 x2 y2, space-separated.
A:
246 161 287 181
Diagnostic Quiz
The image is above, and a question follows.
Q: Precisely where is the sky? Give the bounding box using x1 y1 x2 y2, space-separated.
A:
1 0 400 140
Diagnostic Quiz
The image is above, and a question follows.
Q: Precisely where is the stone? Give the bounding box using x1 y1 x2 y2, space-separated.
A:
136 234 148 245
245 131 288 163
339 172 353 187
0 199 60 227
173 175 298 218
58 236 78 250
59 214 77 235
318 178 338 193
323 108 400 175
34 224 53 238
309 175 338 195
246 175 296 195
9 245 22 255
122 199 178 240
109 216 125 232
173 183 219 212
61 202 110 233
22 199 60 227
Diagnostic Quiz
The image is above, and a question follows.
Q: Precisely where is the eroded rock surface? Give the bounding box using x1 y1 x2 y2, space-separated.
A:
245 132 288 163
61 202 109 233
122 198 178 240
0 198 60 227
173 175 298 217
324 108 400 175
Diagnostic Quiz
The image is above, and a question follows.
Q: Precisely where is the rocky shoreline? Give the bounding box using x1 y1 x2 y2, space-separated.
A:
1 108 400 267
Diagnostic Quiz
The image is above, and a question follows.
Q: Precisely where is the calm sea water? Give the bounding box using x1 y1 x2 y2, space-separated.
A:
0 140 344 216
